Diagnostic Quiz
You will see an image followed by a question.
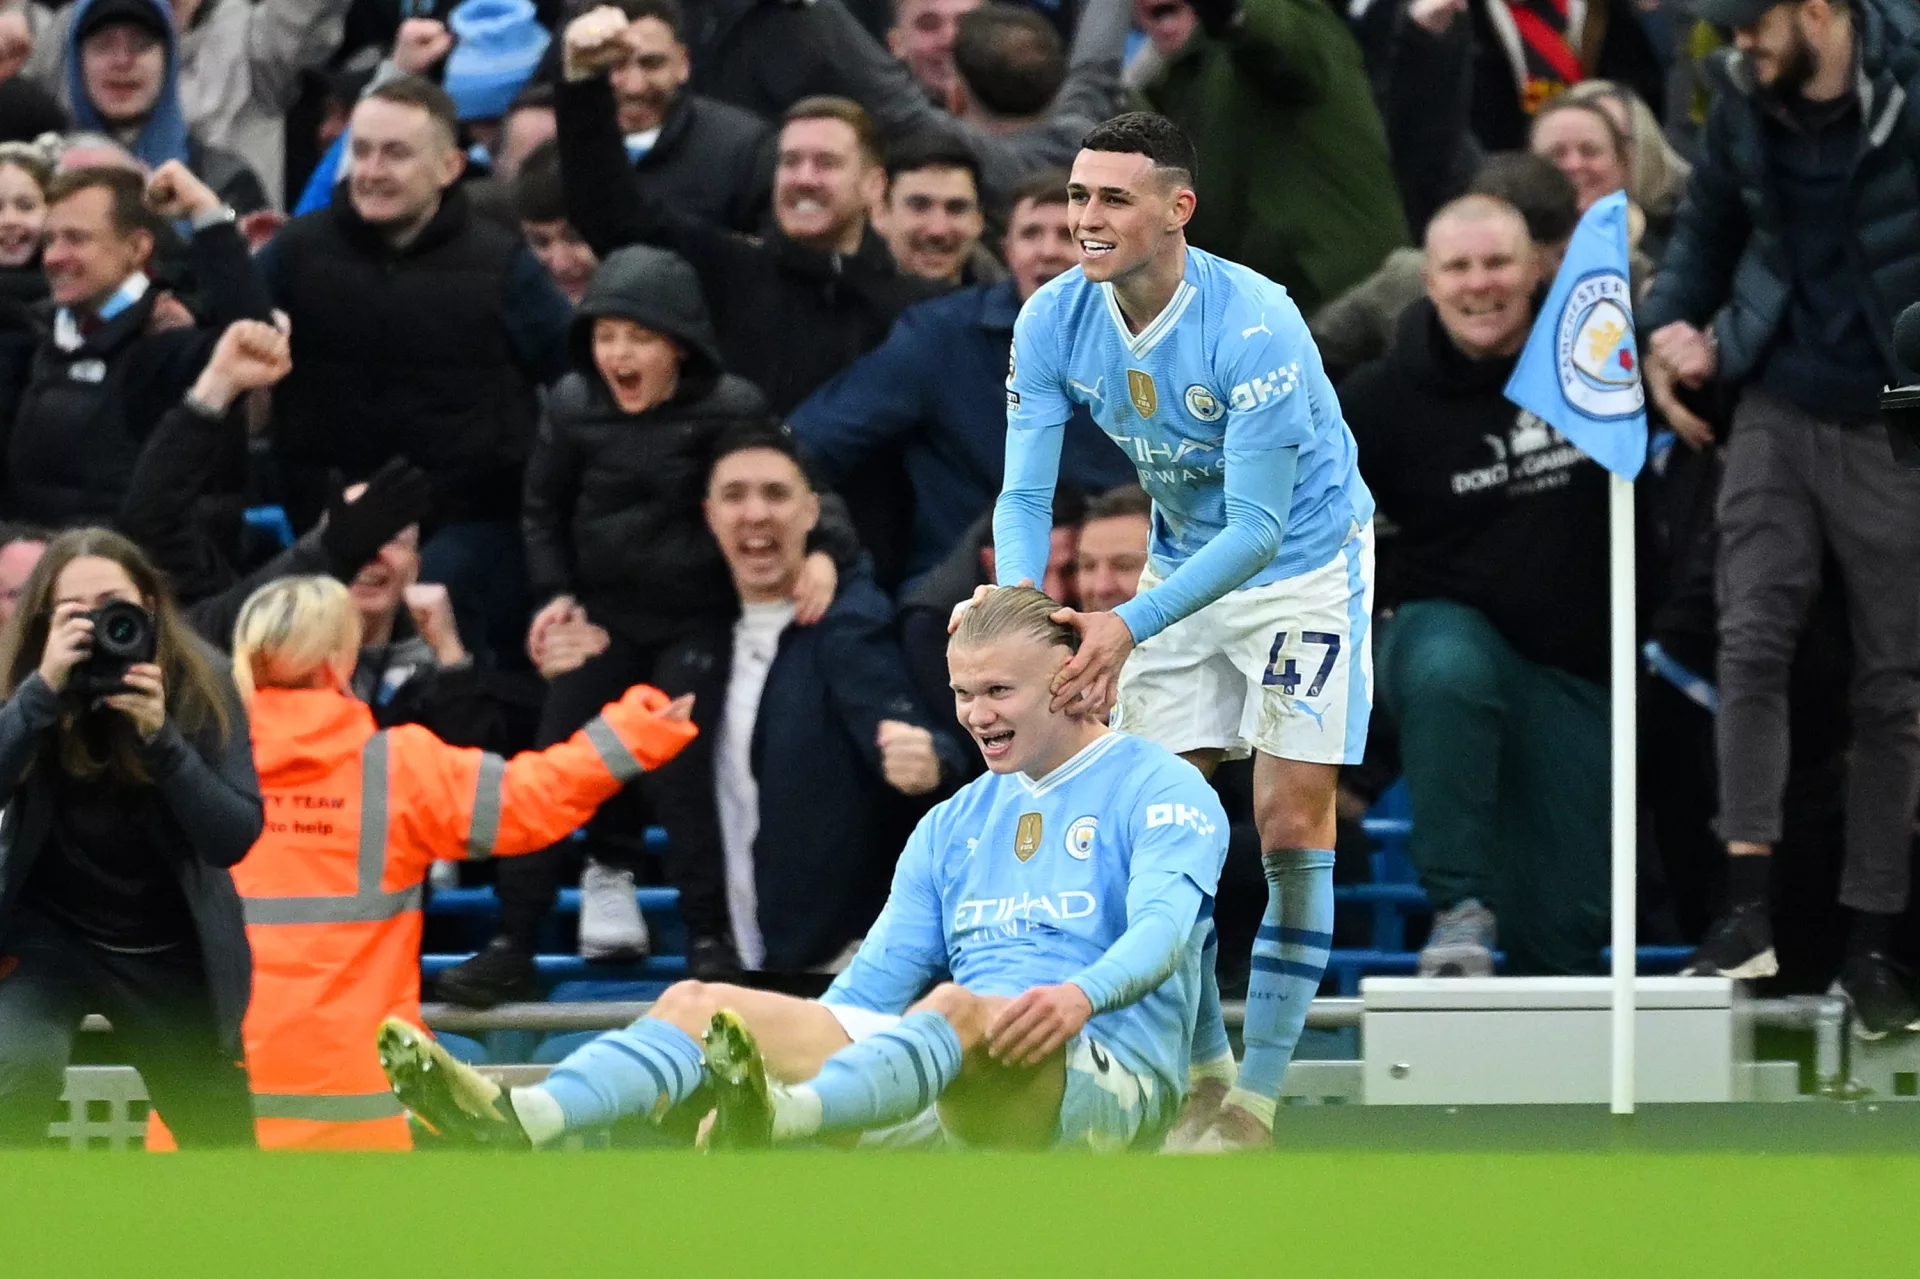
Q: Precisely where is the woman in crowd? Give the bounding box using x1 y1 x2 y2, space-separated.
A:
0 528 261 1147
1530 82 1689 268
227 574 698 1150
0 140 52 431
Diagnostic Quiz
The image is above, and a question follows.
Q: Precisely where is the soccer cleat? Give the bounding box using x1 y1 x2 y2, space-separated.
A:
434 937 541 1008
1180 1102 1273 1154
703 1009 778 1149
1160 1075 1230 1153
376 1018 530 1148
1679 905 1778 980
578 861 651 963
1838 953 1920 1042
1419 899 1496 978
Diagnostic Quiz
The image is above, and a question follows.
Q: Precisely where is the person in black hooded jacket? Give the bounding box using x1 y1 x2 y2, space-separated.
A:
436 243 863 1005
1341 194 1610 980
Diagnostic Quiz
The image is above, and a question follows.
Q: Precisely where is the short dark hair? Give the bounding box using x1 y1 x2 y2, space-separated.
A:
783 96 884 168
615 0 685 37
885 134 982 195
1079 111 1198 186
365 74 461 149
1084 484 1151 524
1466 151 1580 246
43 165 153 238
513 138 565 223
0 521 52 554
1008 166 1069 212
954 4 1067 118
707 422 818 489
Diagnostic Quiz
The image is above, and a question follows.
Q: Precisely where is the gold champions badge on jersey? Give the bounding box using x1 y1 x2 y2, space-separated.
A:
1127 369 1157 417
1014 812 1044 862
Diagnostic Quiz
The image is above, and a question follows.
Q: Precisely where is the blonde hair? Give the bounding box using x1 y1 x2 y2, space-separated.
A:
1555 81 1692 220
951 585 1080 654
231 576 361 706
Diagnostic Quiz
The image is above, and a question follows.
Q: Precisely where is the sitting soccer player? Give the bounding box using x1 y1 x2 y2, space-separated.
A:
377 586 1229 1151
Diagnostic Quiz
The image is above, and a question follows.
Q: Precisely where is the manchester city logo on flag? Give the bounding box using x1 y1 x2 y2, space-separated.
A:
1555 270 1645 421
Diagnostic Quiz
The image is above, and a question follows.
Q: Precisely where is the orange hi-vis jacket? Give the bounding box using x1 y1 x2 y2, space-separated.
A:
230 683 696 1150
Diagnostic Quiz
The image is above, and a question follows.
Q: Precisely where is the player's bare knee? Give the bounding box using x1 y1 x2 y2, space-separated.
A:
911 982 988 1041
649 980 723 1034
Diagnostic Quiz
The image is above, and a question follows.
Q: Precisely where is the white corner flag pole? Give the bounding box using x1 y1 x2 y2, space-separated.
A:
1609 472 1638 1116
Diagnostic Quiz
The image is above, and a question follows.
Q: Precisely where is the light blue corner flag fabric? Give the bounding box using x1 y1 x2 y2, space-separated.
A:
1504 191 1649 481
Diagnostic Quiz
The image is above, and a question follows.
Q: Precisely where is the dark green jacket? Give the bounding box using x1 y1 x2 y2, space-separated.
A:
1143 0 1409 314
1640 0 1920 383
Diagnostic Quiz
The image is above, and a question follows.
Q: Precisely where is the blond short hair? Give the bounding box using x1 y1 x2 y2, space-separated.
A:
951 585 1079 654
231 576 362 706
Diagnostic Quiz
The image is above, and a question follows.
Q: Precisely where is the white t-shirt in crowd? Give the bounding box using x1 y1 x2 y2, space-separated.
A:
715 599 796 970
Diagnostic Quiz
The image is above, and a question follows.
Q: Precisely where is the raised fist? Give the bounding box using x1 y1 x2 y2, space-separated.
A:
193 319 293 412
878 719 941 796
393 18 455 74
145 160 220 221
563 6 632 80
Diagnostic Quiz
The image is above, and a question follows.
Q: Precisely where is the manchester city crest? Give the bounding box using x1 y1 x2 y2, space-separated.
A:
1183 384 1224 422
1555 270 1644 421
1065 816 1098 860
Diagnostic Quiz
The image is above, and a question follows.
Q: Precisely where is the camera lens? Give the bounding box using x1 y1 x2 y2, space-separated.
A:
106 616 135 645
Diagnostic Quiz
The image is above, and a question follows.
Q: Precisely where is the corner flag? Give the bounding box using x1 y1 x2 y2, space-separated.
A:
1504 191 1649 480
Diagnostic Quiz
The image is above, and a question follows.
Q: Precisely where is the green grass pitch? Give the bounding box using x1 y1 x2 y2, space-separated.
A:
1 1146 1915 1277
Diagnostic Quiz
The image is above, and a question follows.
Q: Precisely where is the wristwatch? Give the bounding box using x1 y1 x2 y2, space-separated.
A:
191 204 238 232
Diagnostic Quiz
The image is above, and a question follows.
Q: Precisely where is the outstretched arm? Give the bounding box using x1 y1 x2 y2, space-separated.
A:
388 684 697 877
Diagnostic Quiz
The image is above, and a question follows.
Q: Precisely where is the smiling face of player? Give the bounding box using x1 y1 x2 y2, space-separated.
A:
1065 148 1194 292
949 633 1098 777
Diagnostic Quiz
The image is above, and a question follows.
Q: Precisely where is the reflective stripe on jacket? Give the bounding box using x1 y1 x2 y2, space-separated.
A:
232 683 695 1150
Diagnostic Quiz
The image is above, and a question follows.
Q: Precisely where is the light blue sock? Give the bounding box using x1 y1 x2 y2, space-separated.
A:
1190 918 1232 1067
807 1010 965 1134
538 1017 706 1131
1234 848 1334 1101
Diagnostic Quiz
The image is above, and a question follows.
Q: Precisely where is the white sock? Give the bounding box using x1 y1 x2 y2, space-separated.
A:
1221 1086 1277 1130
1190 1051 1238 1089
508 1085 567 1146
773 1085 825 1142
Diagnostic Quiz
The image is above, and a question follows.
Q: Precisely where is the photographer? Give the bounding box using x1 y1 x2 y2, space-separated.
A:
0 528 262 1147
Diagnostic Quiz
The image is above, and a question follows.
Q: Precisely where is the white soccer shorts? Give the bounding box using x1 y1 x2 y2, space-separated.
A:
1112 520 1375 766
818 1004 1169 1151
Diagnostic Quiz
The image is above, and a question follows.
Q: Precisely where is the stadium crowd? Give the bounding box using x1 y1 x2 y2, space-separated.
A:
0 0 1915 1146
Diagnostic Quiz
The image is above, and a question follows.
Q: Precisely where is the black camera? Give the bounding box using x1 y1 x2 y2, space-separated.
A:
70 600 157 698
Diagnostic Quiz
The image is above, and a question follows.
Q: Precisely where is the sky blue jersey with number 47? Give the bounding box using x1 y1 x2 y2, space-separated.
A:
996 247 1373 643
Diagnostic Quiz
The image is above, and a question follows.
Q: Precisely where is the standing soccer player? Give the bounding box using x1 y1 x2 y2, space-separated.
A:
987 112 1375 1151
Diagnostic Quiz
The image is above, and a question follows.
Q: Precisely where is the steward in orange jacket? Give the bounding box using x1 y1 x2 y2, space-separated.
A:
225 577 696 1150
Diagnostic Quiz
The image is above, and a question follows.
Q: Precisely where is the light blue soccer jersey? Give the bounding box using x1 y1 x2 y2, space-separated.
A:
999 248 1373 629
823 731 1229 1095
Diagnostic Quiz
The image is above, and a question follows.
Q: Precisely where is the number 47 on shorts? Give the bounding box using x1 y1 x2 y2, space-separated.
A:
1262 631 1341 697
